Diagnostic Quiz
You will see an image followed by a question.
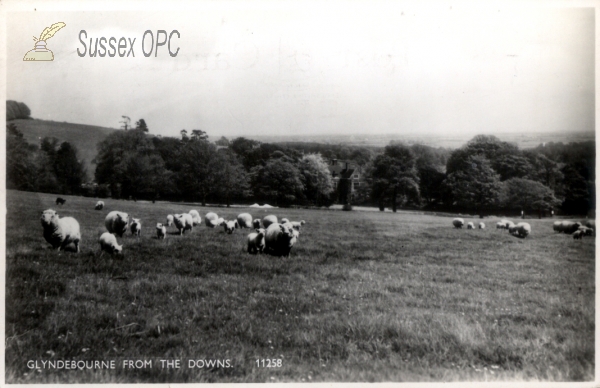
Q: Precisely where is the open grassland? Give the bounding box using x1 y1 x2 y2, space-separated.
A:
5 190 594 383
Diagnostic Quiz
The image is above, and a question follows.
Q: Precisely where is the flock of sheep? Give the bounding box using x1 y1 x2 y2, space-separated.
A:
451 216 595 239
41 199 305 257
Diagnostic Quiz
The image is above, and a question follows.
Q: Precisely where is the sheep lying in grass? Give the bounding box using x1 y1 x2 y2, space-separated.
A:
263 215 278 229
452 218 464 228
174 213 193 235
40 209 81 252
99 232 122 255
189 210 202 226
223 220 238 234
156 223 166 239
467 222 475 229
264 223 297 257
95 201 104 210
236 213 253 228
479 222 485 229
130 218 142 237
247 228 266 254
573 230 584 240
105 211 129 237
166 214 174 227
559 221 582 234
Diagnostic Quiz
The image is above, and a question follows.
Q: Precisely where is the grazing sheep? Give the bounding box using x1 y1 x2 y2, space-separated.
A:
247 228 266 254
573 230 584 240
505 221 515 231
156 223 166 239
253 219 261 228
478 222 485 229
264 223 297 257
287 220 306 231
205 212 220 227
99 232 123 255
553 221 562 232
166 214 174 227
95 201 105 210
105 211 129 237
262 215 278 229
280 218 290 224
189 210 202 226
55 197 66 205
452 218 464 228
237 213 254 228
467 222 475 229
561 221 582 235
508 224 518 235
513 222 531 238
496 221 505 229
130 218 142 237
223 220 237 234
578 226 594 236
40 209 81 252
174 213 194 235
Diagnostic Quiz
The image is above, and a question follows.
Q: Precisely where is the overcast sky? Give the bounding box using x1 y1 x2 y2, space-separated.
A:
4 1 596 139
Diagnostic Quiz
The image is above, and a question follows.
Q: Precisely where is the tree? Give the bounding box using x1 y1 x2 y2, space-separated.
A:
298 154 335 206
54 141 87 194
191 129 209 142
369 143 420 212
177 138 217 205
120 116 131 130
502 178 561 218
445 154 502 216
215 136 230 147
211 150 250 207
252 159 305 207
6 123 38 191
135 119 149 132
561 164 593 215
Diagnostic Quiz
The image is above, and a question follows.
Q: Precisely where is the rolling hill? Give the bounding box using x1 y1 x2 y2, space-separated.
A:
7 118 119 173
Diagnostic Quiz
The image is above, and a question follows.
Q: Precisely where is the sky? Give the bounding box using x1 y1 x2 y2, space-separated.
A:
3 1 596 139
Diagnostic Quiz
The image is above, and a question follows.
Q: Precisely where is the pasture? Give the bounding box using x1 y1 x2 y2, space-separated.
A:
5 190 594 383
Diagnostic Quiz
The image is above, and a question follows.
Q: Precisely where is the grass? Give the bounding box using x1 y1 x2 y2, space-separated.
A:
5 190 594 383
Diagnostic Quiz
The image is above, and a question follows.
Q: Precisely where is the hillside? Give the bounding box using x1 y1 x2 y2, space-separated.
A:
7 119 119 173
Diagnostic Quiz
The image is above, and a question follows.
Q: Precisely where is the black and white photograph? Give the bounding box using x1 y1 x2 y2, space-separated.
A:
2 0 596 384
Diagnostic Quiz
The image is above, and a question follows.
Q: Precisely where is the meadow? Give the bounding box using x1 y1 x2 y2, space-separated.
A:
4 190 595 383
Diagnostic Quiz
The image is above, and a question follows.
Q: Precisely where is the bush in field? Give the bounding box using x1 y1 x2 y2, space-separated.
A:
6 100 31 120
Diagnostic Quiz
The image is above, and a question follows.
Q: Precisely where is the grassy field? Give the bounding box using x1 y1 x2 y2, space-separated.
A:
5 190 595 383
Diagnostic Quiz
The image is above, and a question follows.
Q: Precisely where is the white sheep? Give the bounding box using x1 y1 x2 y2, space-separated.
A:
578 226 594 236
585 220 595 230
452 218 464 228
253 219 261 228
189 210 202 226
280 218 290 224
105 211 129 237
99 232 123 255
95 201 104 210
262 215 278 229
553 221 562 232
130 218 142 237
496 221 505 229
467 222 475 229
156 223 166 239
166 214 174 227
247 228 266 254
508 224 518 235
478 222 485 229
174 213 194 235
237 213 254 228
264 223 297 257
573 230 584 240
285 220 305 231
559 221 582 234
40 209 81 252
223 220 237 234
504 221 515 231
513 222 531 238
205 212 221 228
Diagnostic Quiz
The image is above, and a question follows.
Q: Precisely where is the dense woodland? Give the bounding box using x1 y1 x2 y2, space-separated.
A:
6 102 595 216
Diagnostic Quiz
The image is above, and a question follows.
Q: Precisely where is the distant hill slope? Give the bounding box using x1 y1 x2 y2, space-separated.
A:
7 119 119 173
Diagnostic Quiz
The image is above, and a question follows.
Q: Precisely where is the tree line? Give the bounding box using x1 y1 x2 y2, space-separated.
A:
5 120 595 215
